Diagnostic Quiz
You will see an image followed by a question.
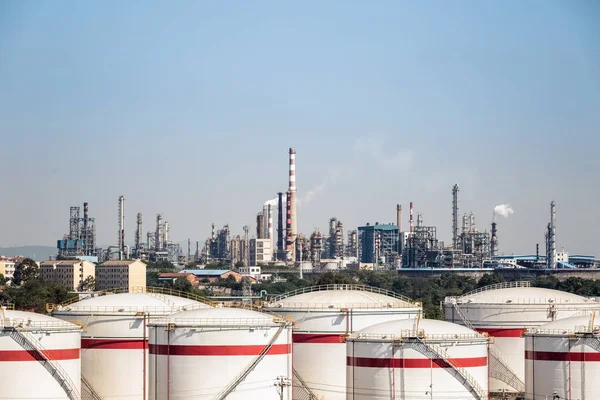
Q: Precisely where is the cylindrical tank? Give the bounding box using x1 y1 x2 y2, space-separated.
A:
444 281 600 394
52 289 209 400
346 318 489 399
263 284 422 400
0 308 81 400
524 312 600 400
148 307 292 400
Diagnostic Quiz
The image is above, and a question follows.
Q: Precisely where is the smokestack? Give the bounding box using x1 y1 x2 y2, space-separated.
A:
550 201 556 269
268 204 273 253
452 184 459 249
211 223 215 240
155 214 163 251
135 213 142 254
396 204 402 232
164 221 169 245
187 238 191 261
277 192 284 260
286 190 293 261
287 147 297 262
491 221 498 257
536 243 539 261
409 202 414 233
195 241 199 260
83 202 89 223
256 212 265 238
118 195 125 259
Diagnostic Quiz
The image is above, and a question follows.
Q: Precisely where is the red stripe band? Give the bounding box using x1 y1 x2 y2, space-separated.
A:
82 338 147 349
347 356 487 368
0 349 80 362
149 343 291 356
525 351 600 362
293 333 345 344
476 328 525 338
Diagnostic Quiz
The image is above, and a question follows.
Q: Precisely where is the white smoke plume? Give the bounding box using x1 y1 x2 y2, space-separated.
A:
494 204 514 218
297 167 342 206
264 198 278 207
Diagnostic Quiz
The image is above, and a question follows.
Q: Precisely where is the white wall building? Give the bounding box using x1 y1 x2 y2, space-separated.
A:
249 238 272 266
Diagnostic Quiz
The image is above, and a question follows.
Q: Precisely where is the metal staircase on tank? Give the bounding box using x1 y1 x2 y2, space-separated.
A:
5 327 81 400
292 367 319 400
213 322 288 400
81 375 103 400
452 301 525 393
411 338 486 400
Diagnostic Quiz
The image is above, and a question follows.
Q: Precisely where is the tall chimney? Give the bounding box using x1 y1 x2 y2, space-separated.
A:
268 204 273 253
188 238 191 261
285 190 293 261
287 147 297 262
256 212 265 238
277 192 284 260
490 221 498 257
452 184 459 249
549 201 556 269
135 212 142 254
409 202 414 233
118 195 125 259
396 204 402 232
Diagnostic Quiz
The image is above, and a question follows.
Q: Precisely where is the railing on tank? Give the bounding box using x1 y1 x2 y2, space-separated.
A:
151 317 285 328
267 284 418 306
1 318 81 331
353 329 486 342
459 281 531 298
53 286 217 310
526 325 600 336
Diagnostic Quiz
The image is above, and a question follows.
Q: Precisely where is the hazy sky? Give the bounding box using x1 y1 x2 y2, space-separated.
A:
1 1 599 255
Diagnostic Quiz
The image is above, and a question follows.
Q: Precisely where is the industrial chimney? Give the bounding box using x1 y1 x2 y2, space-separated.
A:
135 212 142 256
118 195 125 259
287 147 297 262
490 221 498 257
277 192 284 260
452 184 459 249
396 204 402 232
409 202 414 233
286 190 293 261
267 204 273 254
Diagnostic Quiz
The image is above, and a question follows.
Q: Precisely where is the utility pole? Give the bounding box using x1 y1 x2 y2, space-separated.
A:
274 376 291 400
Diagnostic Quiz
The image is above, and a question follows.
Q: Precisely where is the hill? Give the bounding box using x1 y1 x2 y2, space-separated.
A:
0 246 56 261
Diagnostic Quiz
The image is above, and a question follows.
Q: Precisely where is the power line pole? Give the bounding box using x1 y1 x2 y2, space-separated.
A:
274 376 291 400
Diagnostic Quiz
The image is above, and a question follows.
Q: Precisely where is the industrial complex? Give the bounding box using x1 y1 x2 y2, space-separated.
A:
47 146 595 272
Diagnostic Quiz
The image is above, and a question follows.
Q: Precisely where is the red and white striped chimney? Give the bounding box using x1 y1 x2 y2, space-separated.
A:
409 201 414 233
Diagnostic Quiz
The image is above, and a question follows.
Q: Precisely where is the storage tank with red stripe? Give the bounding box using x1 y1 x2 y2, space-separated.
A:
148 306 293 400
262 284 422 400
52 288 209 400
346 318 489 400
0 307 81 400
444 281 600 395
524 312 600 400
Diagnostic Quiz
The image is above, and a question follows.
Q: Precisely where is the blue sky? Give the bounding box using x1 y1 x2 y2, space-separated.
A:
1 1 599 255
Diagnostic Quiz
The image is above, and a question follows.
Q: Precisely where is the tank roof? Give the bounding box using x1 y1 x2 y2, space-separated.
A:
449 282 596 305
265 285 417 310
525 312 600 335
53 292 208 315
149 306 282 327
1 309 81 331
350 318 484 341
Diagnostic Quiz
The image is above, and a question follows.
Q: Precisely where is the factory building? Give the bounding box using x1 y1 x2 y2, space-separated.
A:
0 257 18 281
95 259 146 292
358 223 400 266
249 238 273 266
40 259 95 291
204 224 231 263
56 202 98 258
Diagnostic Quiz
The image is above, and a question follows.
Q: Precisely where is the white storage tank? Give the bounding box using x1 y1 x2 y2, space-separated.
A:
346 318 489 400
524 312 600 400
52 288 209 400
148 307 292 400
444 281 600 394
263 284 422 400
0 306 82 400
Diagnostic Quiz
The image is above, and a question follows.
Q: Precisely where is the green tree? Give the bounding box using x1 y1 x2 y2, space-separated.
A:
3 280 71 313
476 273 504 289
0 274 6 286
315 271 355 285
173 277 193 293
12 258 40 285
78 276 96 292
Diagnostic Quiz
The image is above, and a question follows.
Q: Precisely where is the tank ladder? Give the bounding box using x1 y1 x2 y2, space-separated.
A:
292 367 319 400
452 302 525 392
411 338 486 400
5 326 81 400
81 375 103 400
213 322 288 400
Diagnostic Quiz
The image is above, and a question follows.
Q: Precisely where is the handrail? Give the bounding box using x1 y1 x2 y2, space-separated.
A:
149 317 283 327
5 327 81 400
352 331 485 342
1 318 80 331
81 375 103 400
268 284 415 304
459 281 531 298
413 338 486 400
213 322 289 400
452 302 525 392
526 325 600 335
57 286 216 308
292 368 318 400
